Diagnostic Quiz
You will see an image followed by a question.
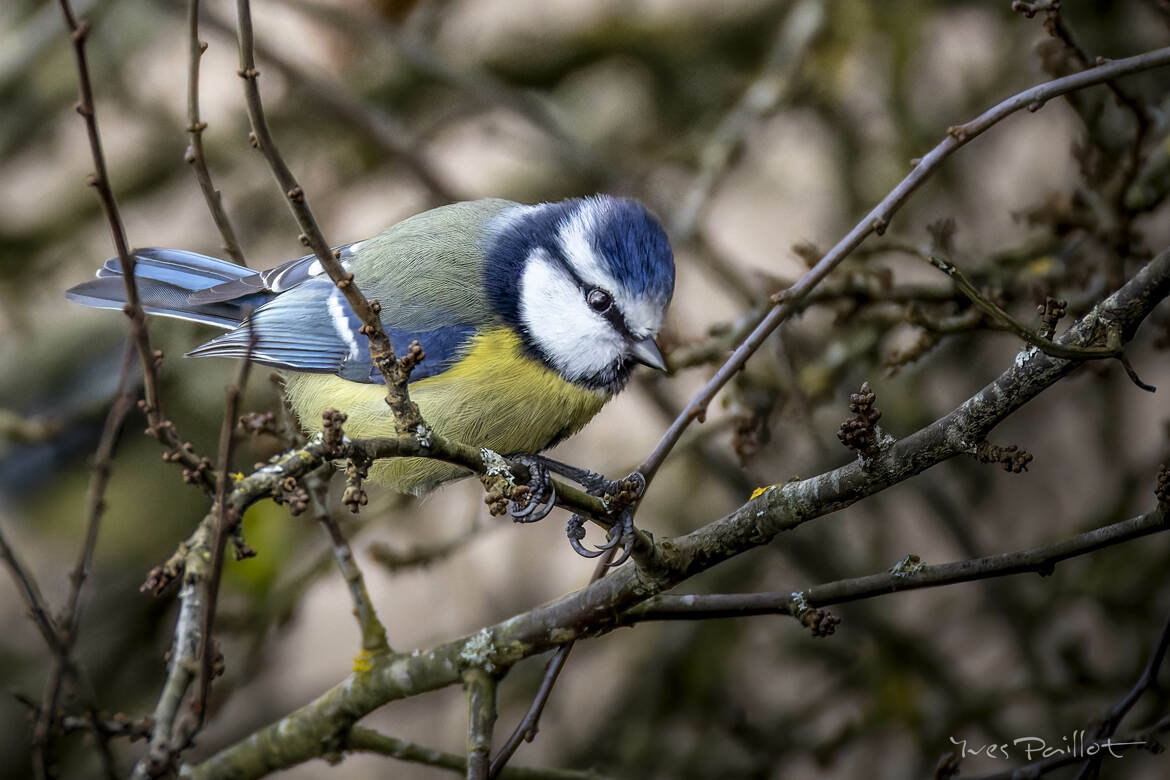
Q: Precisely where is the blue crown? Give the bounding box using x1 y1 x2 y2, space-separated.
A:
485 195 675 324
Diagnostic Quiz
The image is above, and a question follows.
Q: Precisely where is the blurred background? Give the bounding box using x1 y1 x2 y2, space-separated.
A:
2 0 1170 777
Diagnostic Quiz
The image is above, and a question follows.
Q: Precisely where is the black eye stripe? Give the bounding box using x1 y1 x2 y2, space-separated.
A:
551 247 636 338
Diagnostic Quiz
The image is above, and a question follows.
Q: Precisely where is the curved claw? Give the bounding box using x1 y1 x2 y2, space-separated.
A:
608 528 636 568
593 526 625 552
509 483 555 523
567 514 605 558
508 457 556 523
603 512 637 567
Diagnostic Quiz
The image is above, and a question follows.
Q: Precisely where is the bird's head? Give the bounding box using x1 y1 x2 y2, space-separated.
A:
486 196 675 394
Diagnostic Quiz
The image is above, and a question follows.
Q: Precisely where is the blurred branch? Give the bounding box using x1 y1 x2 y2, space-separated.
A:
185 242 1170 779
186 0 247 265
306 471 391 655
0 520 116 780
367 517 486 573
189 1 454 205
345 727 607 780
624 505 1169 624
33 341 136 776
1076 607 1170 779
636 44 1170 485
671 0 825 243
0 409 64 444
277 0 596 177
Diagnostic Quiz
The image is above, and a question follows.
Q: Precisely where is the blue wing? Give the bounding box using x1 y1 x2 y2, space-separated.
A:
66 248 270 328
187 281 478 383
187 242 362 304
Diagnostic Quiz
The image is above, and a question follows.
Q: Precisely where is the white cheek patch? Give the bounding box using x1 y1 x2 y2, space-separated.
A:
519 250 623 382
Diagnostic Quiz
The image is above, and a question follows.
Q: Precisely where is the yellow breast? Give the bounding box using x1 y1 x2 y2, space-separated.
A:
281 328 609 494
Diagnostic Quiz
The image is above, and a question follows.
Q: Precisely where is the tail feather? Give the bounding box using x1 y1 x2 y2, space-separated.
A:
66 249 270 330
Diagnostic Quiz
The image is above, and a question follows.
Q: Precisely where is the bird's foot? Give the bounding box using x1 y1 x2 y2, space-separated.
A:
505 455 646 566
506 455 557 524
567 506 638 566
567 469 646 567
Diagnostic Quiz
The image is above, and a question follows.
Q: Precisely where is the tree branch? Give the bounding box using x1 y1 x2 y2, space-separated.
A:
624 506 1168 624
637 44 1170 484
465 669 497 780
185 242 1170 779
345 727 608 780
305 471 391 656
186 0 247 265
233 0 425 434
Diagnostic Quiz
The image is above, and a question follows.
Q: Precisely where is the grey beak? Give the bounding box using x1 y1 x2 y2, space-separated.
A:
631 337 668 372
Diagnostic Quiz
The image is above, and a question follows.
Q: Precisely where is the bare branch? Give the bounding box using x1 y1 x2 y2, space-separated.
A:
233 0 429 435
927 254 1155 391
490 552 615 777
305 471 391 655
637 44 1170 484
345 727 607 780
465 669 497 780
186 0 247 265
624 506 1168 624
33 341 136 776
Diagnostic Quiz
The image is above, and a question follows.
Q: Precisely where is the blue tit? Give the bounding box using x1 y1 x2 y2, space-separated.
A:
66 196 675 495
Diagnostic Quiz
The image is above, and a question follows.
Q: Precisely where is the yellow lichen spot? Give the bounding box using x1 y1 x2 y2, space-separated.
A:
749 485 774 501
1024 255 1054 277
352 648 375 673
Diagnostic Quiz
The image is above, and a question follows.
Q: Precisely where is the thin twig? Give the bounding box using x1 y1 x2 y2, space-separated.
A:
1075 607 1170 779
233 0 424 433
58 0 217 493
186 0 246 265
345 727 607 779
192 322 258 732
636 44 1170 484
927 254 1155 391
133 324 256 779
624 506 1168 624
489 551 613 778
33 341 136 777
305 471 391 654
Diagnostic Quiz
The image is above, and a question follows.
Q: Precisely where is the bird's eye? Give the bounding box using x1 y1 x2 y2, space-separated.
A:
586 288 613 313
